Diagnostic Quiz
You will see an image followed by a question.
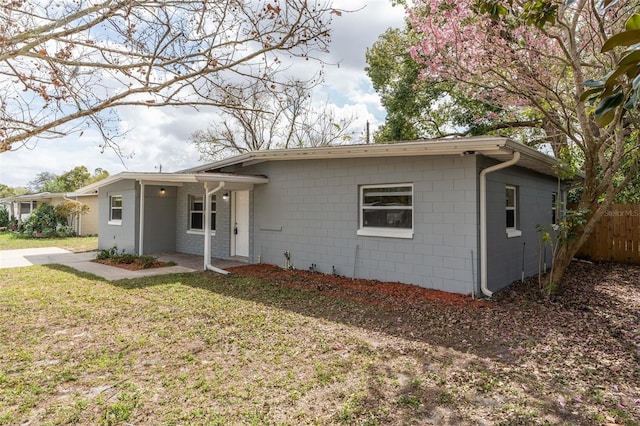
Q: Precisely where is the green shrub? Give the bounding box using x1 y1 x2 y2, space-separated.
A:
17 204 75 238
139 256 158 269
96 247 161 268
115 253 138 264
56 225 76 237
19 205 61 236
97 246 120 260
0 208 9 228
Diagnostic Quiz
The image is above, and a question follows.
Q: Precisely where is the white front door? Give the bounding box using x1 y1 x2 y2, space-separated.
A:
231 191 250 257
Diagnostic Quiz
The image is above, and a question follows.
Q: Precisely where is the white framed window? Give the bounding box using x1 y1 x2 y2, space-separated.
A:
506 185 521 237
20 201 33 214
551 192 558 225
357 184 413 239
109 195 122 225
187 194 216 234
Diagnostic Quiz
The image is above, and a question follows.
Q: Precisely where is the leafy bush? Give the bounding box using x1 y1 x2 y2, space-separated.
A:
56 225 76 238
96 247 161 269
97 246 120 260
15 202 87 238
0 208 9 228
19 204 66 237
139 256 159 269
116 254 139 264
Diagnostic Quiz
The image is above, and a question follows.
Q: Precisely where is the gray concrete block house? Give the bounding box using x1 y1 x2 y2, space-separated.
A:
75 137 568 297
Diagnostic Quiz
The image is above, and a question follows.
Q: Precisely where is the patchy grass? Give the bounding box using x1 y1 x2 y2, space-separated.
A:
0 261 638 425
0 232 97 252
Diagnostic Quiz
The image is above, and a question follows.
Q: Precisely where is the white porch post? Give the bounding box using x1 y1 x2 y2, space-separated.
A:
203 181 225 270
139 182 145 255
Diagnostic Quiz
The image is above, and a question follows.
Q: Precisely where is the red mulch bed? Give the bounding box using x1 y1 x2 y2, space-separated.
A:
226 263 487 309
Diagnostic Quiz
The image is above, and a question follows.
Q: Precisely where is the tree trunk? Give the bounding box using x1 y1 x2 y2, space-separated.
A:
548 195 617 292
547 238 580 293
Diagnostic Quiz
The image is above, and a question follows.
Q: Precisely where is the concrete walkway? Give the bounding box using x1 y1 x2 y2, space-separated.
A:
0 248 197 280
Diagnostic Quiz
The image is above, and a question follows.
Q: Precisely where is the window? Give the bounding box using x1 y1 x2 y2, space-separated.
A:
20 201 33 214
188 194 216 233
109 195 122 224
551 192 558 225
358 184 413 238
506 185 521 237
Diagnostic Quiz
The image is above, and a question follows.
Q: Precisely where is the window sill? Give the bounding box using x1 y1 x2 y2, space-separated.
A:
506 229 522 238
108 220 122 226
187 229 216 236
357 228 413 239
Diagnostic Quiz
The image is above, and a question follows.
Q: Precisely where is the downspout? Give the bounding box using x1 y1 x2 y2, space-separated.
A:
63 195 84 236
480 151 521 298
203 182 229 275
139 182 145 255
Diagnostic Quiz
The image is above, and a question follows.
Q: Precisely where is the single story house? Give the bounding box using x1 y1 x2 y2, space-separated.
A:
74 137 569 297
0 192 99 236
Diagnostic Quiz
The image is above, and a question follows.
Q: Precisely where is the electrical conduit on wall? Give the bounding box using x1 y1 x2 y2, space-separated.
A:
479 151 520 298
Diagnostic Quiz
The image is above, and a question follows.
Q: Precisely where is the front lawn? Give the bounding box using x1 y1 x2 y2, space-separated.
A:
0 232 98 252
0 262 638 425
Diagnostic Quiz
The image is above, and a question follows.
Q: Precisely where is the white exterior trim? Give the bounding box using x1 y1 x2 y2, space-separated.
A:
183 137 568 179
72 172 269 196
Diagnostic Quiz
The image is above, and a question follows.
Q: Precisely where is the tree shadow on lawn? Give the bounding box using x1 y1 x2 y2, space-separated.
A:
45 262 640 424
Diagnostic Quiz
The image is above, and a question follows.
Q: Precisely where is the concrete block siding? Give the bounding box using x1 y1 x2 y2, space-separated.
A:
87 138 565 296
485 164 558 292
175 182 231 259
98 179 138 254
238 155 480 295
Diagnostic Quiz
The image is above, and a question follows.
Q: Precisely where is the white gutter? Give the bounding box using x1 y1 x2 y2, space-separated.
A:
479 151 521 298
203 182 229 274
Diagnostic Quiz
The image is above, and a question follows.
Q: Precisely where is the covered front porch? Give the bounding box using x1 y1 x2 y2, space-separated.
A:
73 171 269 271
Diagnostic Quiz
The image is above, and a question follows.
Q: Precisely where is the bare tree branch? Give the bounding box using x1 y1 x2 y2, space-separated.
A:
190 80 357 160
0 0 340 153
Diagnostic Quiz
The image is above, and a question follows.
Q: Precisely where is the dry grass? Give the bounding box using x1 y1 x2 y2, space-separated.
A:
0 261 638 425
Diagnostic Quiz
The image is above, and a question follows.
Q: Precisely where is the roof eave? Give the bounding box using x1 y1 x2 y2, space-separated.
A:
0 192 66 201
186 137 514 172
185 137 570 179
71 172 269 194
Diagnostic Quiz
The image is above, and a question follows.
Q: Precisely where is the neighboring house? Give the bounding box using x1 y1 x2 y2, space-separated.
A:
0 192 99 236
74 137 570 296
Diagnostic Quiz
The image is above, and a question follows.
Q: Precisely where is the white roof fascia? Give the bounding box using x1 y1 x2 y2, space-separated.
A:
180 137 510 172
182 137 562 176
70 172 269 195
2 192 64 201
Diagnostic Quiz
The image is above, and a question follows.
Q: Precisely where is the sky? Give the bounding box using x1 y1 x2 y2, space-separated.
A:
0 1 406 189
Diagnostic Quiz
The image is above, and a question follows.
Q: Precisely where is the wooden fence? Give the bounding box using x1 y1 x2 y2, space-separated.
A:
574 203 640 264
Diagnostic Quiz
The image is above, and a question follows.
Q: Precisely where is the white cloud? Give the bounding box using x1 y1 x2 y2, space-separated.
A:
0 1 406 188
